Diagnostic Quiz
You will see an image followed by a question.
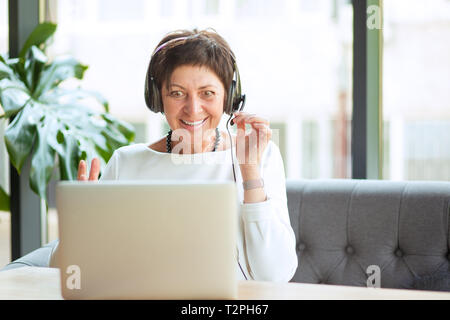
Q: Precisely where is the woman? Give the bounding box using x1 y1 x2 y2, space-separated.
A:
78 29 298 282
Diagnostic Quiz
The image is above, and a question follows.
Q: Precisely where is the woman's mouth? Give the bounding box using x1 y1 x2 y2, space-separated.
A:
180 118 207 129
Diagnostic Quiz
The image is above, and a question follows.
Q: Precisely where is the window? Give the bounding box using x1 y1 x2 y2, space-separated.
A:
4 0 354 255
0 0 10 267
98 0 146 22
382 0 450 181
0 0 6 52
49 0 353 180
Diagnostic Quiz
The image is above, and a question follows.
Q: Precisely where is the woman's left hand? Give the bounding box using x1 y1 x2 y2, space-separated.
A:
232 111 272 170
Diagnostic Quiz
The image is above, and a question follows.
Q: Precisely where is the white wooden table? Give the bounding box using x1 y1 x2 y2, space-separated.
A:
0 267 449 300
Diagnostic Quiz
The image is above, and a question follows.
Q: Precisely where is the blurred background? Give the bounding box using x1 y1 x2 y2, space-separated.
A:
0 0 449 266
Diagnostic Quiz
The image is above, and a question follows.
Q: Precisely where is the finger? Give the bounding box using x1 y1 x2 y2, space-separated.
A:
252 123 272 142
235 116 247 149
77 160 88 181
249 121 270 130
89 158 101 181
232 112 253 123
233 114 269 126
252 123 269 138
243 116 269 126
231 112 251 125
236 116 246 137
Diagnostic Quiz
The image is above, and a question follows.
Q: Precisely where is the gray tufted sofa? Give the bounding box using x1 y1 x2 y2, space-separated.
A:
287 179 450 290
2 179 450 290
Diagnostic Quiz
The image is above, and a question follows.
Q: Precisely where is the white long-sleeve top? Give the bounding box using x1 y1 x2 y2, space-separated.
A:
99 140 298 282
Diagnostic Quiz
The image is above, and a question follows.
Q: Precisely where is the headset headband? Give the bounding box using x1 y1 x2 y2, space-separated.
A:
152 36 191 57
146 33 245 115
151 34 237 62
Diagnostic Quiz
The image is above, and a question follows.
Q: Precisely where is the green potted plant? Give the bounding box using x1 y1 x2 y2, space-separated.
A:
0 22 135 211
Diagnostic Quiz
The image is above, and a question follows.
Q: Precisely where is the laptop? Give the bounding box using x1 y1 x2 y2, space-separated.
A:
53 180 238 300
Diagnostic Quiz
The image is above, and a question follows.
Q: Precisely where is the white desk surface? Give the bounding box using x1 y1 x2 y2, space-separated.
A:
0 267 449 300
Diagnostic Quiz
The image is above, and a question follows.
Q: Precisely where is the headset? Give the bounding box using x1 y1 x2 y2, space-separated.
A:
144 34 246 181
145 35 246 116
144 35 248 280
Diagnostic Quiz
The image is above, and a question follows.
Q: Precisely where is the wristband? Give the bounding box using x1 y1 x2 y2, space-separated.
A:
243 179 264 190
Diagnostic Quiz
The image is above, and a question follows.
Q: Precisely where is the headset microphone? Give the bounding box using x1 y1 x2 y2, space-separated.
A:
226 93 246 183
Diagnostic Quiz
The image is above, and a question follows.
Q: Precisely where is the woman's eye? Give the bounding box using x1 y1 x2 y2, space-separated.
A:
170 91 184 97
203 90 215 97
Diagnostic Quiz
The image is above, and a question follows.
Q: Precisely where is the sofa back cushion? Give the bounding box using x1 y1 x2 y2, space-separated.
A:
286 179 450 289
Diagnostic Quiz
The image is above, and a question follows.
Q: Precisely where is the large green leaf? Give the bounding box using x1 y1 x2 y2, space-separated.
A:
41 87 109 112
30 115 56 199
102 127 130 151
42 100 131 175
8 58 27 84
33 56 88 98
0 59 14 80
2 22 135 205
0 79 32 118
24 46 48 93
102 113 135 142
0 186 9 212
4 102 39 174
56 133 81 181
47 124 83 182
18 22 57 59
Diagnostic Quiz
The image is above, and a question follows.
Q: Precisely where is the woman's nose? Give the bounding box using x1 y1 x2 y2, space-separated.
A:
184 94 203 115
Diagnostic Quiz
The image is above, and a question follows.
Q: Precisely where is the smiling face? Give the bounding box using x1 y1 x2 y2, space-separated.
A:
161 64 226 152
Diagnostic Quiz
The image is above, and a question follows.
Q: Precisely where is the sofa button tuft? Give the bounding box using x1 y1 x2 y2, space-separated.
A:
346 246 354 255
395 249 403 257
297 243 306 251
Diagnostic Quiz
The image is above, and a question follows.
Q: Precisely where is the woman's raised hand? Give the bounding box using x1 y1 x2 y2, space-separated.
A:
232 111 272 168
77 158 100 181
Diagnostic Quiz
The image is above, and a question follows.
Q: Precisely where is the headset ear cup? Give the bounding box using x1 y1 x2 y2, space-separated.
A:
231 61 243 113
226 80 236 114
151 79 162 113
232 82 242 113
145 75 152 111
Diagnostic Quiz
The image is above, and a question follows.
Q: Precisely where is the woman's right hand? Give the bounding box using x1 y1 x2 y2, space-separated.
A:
77 158 100 181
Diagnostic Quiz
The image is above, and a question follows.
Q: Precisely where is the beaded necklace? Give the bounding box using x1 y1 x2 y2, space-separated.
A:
166 127 220 153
